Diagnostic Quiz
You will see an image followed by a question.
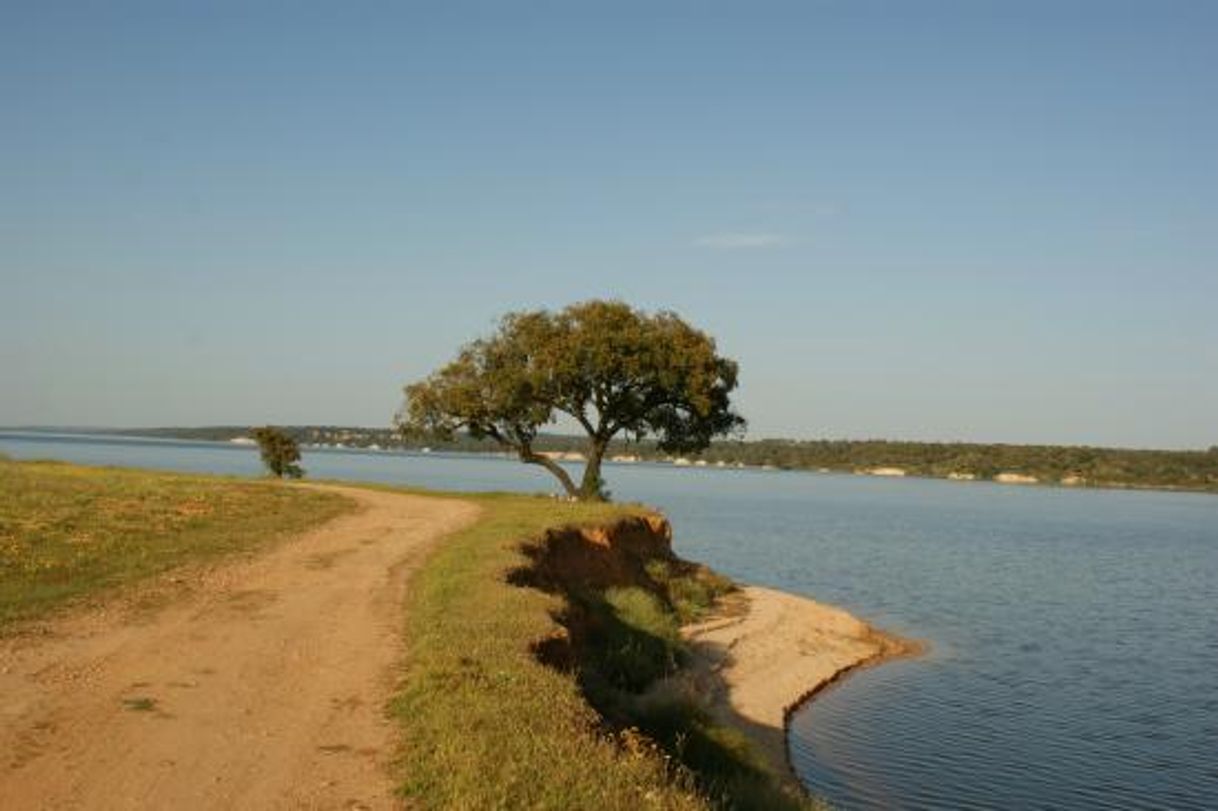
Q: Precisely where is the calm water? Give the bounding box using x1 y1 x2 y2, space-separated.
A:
3 431 1216 810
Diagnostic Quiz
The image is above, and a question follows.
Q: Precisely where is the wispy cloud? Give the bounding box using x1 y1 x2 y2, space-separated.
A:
693 232 790 249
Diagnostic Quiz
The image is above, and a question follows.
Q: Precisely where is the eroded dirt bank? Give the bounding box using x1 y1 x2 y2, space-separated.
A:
0 485 478 810
683 586 920 783
516 514 917 793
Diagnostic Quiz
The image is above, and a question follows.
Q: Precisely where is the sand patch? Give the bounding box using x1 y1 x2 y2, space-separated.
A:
683 585 919 783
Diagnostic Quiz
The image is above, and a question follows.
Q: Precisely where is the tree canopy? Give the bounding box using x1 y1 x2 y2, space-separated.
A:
397 300 745 500
251 426 304 479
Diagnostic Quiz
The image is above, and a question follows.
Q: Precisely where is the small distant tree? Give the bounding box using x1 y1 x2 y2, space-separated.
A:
251 426 304 479
397 300 745 501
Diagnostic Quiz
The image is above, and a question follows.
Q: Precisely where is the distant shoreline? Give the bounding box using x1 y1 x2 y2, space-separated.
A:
3 427 1214 497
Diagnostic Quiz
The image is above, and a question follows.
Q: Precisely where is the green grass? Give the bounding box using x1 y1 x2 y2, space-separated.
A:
646 557 736 624
393 494 702 810
0 459 355 628
392 490 821 810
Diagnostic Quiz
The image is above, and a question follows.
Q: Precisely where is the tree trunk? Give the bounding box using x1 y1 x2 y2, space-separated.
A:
578 441 609 501
521 449 580 499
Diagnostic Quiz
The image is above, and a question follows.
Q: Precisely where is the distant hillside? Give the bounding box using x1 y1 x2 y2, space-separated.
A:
99 426 1218 494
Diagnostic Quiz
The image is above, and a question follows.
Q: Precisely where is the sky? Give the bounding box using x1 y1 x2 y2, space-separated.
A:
2 1 1215 448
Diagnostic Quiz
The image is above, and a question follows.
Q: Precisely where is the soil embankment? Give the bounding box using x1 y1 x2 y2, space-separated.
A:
0 485 478 810
518 515 915 798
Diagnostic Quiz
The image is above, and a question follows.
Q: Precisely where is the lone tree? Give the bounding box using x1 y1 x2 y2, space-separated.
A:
251 426 305 479
397 300 745 501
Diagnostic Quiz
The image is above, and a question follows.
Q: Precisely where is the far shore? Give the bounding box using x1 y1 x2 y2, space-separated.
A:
5 428 1212 497
682 586 922 787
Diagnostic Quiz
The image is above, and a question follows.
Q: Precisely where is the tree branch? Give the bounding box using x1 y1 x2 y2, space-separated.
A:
569 408 597 438
520 447 580 497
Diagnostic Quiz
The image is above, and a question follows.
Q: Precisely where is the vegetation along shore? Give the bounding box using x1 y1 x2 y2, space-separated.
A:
0 458 905 808
40 424 1218 494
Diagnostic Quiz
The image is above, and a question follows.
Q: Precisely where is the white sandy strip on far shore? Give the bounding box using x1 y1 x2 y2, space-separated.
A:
682 585 918 784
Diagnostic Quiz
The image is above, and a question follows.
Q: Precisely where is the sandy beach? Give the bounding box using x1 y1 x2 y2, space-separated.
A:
683 585 919 785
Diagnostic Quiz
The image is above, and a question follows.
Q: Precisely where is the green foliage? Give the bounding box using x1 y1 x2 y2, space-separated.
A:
646 559 737 624
693 438 1218 491
585 586 686 692
397 300 745 501
250 426 304 479
0 460 353 628
606 586 681 642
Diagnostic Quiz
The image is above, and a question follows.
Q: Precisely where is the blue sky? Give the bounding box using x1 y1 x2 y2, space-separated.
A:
2 1 1215 448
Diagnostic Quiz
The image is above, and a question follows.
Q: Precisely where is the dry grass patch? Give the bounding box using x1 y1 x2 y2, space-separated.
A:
0 459 354 629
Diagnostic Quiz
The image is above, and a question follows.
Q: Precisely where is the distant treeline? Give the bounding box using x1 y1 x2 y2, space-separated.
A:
702 438 1218 492
106 425 1218 494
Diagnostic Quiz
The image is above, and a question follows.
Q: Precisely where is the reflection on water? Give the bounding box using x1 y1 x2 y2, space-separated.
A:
2 431 1216 810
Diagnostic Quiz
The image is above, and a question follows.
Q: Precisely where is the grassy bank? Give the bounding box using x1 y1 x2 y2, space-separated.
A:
393 491 818 810
0 459 354 628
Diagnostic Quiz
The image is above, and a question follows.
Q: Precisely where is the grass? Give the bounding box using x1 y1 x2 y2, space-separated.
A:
0 458 355 628
392 494 700 810
0 459 817 807
392 490 821 810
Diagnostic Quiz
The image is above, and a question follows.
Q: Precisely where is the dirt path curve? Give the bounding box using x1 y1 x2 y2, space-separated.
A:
0 485 479 811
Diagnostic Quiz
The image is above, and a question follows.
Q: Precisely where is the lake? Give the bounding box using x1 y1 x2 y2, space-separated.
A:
2 431 1215 810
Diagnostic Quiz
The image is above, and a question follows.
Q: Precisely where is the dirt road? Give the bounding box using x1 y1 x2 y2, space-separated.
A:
0 486 479 810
